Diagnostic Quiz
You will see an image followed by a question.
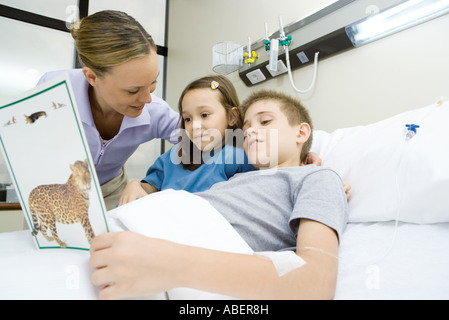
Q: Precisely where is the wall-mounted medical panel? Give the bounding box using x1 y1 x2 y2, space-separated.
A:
239 27 353 87
238 0 404 86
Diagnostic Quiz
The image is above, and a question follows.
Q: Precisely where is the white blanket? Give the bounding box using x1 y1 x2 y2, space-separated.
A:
108 189 253 254
0 189 254 300
108 189 254 300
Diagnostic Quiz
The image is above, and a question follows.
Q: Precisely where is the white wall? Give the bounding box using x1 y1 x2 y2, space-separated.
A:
166 0 337 118
167 0 449 132
0 210 25 233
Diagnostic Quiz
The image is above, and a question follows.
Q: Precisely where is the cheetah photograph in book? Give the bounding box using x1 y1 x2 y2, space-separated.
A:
0 74 108 250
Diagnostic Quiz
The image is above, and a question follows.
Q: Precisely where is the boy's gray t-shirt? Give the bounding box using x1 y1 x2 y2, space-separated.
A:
196 165 348 252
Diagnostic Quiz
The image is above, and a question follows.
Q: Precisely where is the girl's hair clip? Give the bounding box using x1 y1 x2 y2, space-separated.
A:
211 81 220 90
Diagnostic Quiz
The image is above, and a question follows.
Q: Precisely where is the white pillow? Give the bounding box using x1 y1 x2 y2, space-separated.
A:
312 98 449 224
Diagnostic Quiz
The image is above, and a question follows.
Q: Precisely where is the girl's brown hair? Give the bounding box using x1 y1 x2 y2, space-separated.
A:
71 10 157 76
177 75 242 171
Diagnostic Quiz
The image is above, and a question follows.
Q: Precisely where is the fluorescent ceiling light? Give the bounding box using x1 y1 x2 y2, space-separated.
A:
346 0 449 47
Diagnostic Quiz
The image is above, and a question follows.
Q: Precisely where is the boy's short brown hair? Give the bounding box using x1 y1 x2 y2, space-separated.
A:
239 90 313 164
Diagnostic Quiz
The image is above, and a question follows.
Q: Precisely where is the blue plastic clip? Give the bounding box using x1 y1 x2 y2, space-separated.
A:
405 124 420 140
406 124 420 133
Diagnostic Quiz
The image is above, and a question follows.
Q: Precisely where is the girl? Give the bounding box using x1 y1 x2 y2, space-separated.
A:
118 75 255 205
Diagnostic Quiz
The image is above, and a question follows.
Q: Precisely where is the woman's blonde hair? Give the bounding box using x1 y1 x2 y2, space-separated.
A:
71 10 157 76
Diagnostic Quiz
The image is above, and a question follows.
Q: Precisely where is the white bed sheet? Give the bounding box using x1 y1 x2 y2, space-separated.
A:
335 221 449 300
1 221 448 300
0 230 166 300
0 230 98 300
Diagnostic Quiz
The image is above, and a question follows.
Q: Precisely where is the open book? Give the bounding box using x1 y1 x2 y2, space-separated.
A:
0 74 108 250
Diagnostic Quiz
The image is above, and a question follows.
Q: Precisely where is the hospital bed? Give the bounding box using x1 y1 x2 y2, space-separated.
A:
0 98 448 300
318 97 449 299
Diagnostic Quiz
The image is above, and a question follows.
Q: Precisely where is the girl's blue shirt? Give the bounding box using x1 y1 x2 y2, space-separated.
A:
142 144 255 193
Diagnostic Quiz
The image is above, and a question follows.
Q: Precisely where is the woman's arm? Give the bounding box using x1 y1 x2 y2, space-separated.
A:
90 219 339 300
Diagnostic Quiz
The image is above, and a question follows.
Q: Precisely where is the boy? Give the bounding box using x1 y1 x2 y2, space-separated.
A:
89 90 348 300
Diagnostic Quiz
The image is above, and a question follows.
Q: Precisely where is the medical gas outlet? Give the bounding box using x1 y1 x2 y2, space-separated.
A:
244 51 260 64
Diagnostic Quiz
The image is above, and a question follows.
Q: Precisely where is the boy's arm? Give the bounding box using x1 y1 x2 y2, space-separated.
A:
177 218 338 300
90 219 339 300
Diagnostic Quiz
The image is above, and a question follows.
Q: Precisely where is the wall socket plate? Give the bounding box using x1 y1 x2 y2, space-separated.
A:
297 51 310 64
266 60 288 77
246 69 266 84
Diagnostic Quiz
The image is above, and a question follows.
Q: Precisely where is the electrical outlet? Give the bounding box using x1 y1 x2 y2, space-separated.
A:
266 60 288 77
246 69 266 85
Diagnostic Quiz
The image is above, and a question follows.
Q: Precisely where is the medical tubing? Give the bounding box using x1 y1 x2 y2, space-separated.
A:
284 46 319 94
383 105 439 260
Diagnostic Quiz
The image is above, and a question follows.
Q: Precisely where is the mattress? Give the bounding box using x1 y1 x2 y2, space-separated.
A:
0 230 161 300
0 221 447 299
335 221 449 300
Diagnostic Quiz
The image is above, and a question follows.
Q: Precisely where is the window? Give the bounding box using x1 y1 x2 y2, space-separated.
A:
0 0 169 204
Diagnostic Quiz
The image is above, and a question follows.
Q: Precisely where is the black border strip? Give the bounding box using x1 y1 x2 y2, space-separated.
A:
0 4 168 57
0 4 69 32
161 0 170 155
78 0 89 20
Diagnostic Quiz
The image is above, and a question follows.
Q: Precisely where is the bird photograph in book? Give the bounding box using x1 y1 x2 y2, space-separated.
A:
0 74 109 250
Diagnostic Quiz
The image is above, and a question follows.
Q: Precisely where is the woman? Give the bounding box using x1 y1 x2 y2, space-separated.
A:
38 11 179 210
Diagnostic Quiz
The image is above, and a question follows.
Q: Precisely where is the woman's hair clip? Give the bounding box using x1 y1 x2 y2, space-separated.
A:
211 81 220 90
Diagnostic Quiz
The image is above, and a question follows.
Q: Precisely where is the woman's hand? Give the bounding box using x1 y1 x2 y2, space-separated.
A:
304 152 322 166
305 153 351 201
343 182 351 201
